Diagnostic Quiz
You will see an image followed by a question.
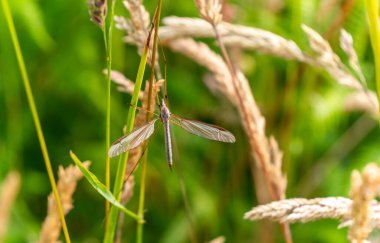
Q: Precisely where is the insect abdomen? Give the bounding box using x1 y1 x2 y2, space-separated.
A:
163 121 173 169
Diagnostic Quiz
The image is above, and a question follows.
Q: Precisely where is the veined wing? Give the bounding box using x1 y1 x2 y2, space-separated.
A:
170 115 235 143
108 119 158 158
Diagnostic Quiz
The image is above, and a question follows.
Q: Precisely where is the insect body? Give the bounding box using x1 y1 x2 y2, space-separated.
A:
108 99 235 169
160 99 173 168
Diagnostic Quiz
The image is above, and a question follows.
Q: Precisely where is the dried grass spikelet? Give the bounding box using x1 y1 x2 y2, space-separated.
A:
244 197 380 228
340 29 366 85
303 25 362 90
166 37 287 200
349 163 380 242
195 0 223 25
244 196 380 228
88 0 107 28
114 0 150 52
115 0 162 76
39 162 91 243
244 164 380 241
0 171 21 242
158 18 378 117
244 197 351 223
159 17 304 61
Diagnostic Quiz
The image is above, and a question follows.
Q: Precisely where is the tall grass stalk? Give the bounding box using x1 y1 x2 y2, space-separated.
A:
208 12 294 243
364 0 380 121
0 0 71 242
104 0 117 223
103 16 154 243
136 1 162 242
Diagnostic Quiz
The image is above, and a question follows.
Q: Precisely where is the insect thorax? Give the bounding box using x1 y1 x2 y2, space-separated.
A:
160 101 171 120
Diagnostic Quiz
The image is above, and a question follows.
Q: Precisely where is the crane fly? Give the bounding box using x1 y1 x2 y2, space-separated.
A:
108 99 236 169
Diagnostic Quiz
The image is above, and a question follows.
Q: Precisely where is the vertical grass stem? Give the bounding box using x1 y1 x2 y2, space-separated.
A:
1 0 71 242
364 0 380 121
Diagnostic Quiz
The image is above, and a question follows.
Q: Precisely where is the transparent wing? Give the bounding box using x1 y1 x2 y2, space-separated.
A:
170 115 235 143
108 119 158 158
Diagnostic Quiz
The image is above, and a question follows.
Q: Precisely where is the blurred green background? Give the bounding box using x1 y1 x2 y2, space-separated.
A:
1 0 380 242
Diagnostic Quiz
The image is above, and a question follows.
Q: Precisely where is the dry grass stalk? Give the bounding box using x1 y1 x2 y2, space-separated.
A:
195 0 222 25
244 196 380 229
114 0 150 54
194 2 288 231
39 162 90 243
114 0 162 77
159 17 305 61
301 25 361 90
115 0 287 204
340 29 366 85
157 17 378 116
0 171 21 242
244 164 380 242
166 37 287 200
245 197 351 223
349 163 380 242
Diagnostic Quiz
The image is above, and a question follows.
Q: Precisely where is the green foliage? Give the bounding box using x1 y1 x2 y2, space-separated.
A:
70 151 140 221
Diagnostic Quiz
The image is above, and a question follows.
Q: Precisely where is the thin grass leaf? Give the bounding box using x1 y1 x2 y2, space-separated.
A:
103 6 156 242
69 151 141 222
1 1 71 242
365 0 380 120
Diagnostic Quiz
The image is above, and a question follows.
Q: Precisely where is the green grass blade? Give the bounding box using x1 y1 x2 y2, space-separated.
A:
365 0 380 120
103 17 154 243
70 151 142 222
1 0 71 242
136 2 162 243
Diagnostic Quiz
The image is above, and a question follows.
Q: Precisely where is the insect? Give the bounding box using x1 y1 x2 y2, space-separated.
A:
108 98 235 169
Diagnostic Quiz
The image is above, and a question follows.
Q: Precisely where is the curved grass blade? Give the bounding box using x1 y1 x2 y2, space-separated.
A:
170 115 236 143
69 151 142 222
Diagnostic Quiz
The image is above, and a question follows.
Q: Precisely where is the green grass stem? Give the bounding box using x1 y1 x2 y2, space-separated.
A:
365 0 380 120
1 0 71 242
102 17 154 243
136 1 162 243
104 0 117 223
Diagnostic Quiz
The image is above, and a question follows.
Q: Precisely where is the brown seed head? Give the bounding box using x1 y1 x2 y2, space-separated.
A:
88 0 107 28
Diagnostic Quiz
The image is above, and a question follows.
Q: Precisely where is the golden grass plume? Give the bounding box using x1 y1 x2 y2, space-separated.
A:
39 162 90 243
0 171 21 242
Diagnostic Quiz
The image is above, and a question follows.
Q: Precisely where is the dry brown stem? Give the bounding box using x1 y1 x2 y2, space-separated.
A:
0 171 21 242
39 162 90 243
166 37 287 200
